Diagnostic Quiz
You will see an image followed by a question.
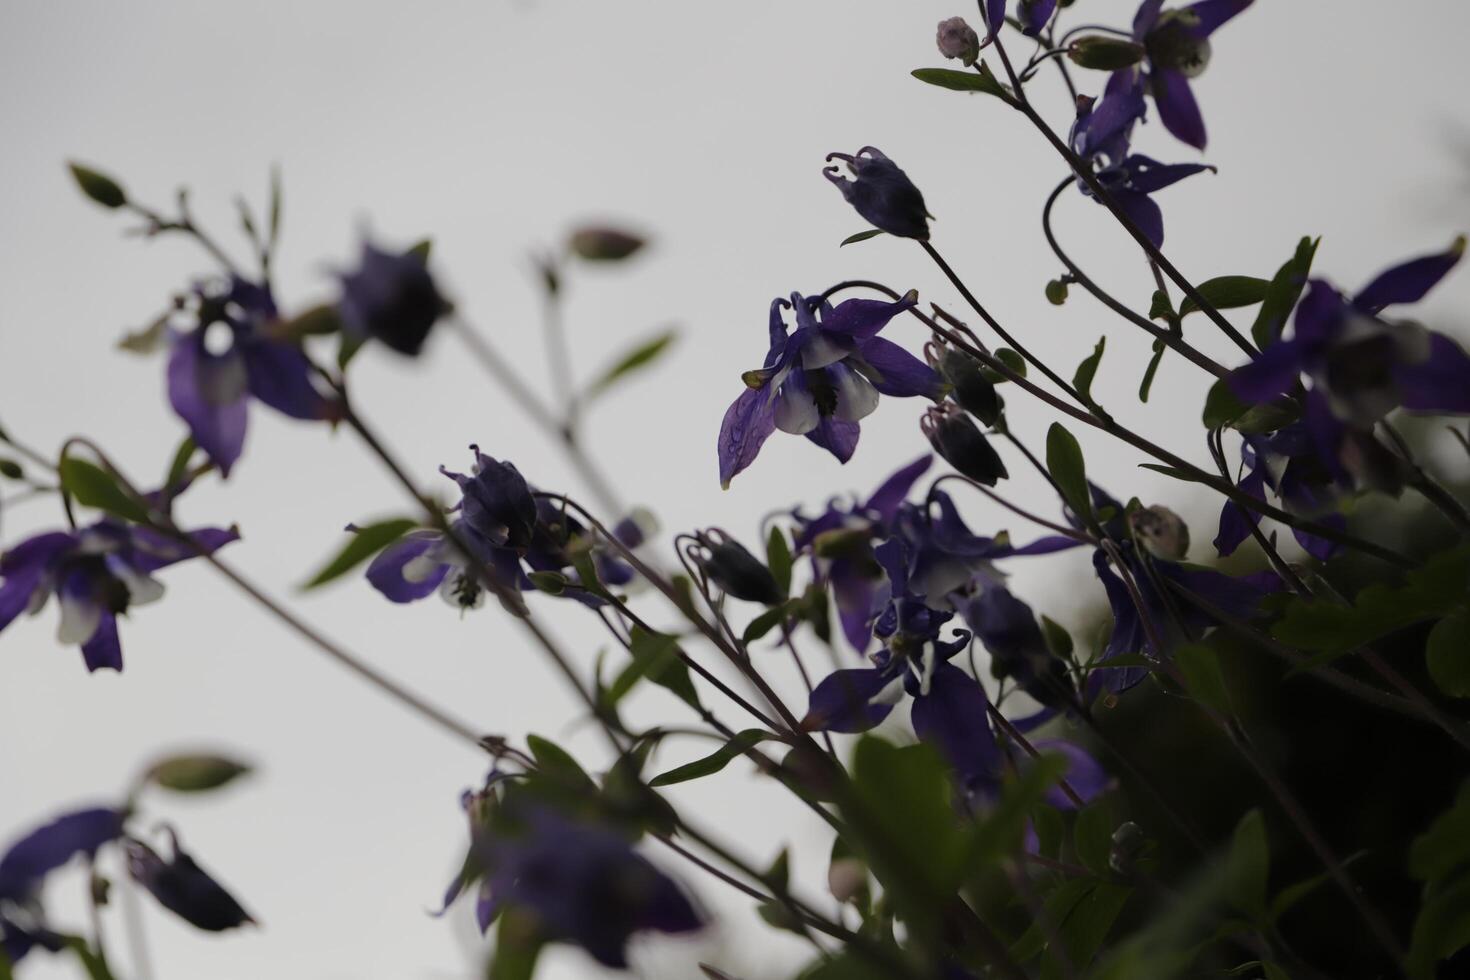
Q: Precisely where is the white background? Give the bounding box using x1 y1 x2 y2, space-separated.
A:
2 1 1468 978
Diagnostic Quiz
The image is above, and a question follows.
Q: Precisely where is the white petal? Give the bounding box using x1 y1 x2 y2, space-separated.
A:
802 334 849 370
403 553 443 584
831 365 880 422
57 593 103 645
773 382 821 435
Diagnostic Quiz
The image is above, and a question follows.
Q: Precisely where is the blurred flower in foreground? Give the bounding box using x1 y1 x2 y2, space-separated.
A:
338 241 448 357
1125 0 1255 149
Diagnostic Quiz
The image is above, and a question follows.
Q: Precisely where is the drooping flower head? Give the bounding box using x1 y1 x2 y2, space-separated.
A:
125 832 254 932
717 291 939 487
1126 0 1255 149
1069 72 1214 246
0 519 237 672
823 148 932 240
167 277 340 477
1214 419 1353 562
337 240 448 357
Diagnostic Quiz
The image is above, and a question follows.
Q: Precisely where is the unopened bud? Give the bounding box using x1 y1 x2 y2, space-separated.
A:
1130 505 1190 561
936 17 981 66
922 403 1008 486
929 346 1002 425
1067 36 1147 71
568 226 646 262
828 856 868 904
695 530 784 604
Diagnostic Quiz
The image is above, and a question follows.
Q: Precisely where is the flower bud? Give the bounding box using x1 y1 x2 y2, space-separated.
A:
568 226 646 262
1067 36 1147 71
338 241 448 357
921 403 1008 486
828 856 868 904
695 531 784 605
936 17 980 66
1130 505 1190 561
1109 820 1146 875
823 147 931 241
928 345 1002 425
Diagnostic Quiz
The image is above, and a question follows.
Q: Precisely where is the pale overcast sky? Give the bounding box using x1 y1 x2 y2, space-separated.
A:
2 2 1468 978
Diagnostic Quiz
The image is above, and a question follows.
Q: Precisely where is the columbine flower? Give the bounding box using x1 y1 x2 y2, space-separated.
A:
167 278 340 477
453 802 702 968
960 584 1073 708
1069 73 1213 246
1124 0 1255 149
1228 239 1470 428
337 241 448 357
1214 419 1350 561
823 148 932 240
0 806 125 964
0 520 237 672
690 530 783 605
976 1 1058 41
921 402 1008 486
125 832 254 932
717 292 939 487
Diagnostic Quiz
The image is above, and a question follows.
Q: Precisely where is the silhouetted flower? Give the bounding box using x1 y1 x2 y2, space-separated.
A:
0 520 237 672
126 832 254 932
922 402 1008 486
691 530 783 605
718 292 938 486
823 148 932 240
338 241 447 356
0 806 126 964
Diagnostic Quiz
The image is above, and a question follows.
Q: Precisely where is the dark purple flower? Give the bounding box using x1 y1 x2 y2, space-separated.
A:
690 530 783 605
977 1 1058 40
823 148 932 240
0 520 237 672
126 832 254 932
0 806 125 964
338 241 448 356
1069 72 1214 246
717 292 938 486
466 806 702 968
167 278 340 476
1127 0 1255 149
921 402 1008 486
960 585 1072 708
1228 239 1470 428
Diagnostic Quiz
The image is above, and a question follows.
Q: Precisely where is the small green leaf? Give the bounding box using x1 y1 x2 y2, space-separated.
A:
0 458 23 480
527 570 568 595
742 602 791 644
648 729 773 786
274 303 343 341
607 626 701 709
766 526 793 597
1225 809 1270 919
983 347 1027 382
1045 279 1069 305
1252 237 1319 349
1072 336 1106 408
68 163 127 209
1174 642 1232 713
586 330 677 400
1201 378 1247 429
1427 609 1470 698
1040 615 1074 661
1046 423 1092 527
146 753 252 793
1148 290 1178 325
117 316 171 355
1179 276 1269 317
1067 36 1146 71
337 330 366 370
840 229 885 247
59 456 149 524
911 62 1009 98
526 734 595 791
301 519 418 589
568 226 644 261
1136 462 1203 484
1138 339 1167 403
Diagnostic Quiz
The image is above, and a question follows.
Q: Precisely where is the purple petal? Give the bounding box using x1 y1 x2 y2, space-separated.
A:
854 337 944 398
985 0 1007 39
1109 188 1165 248
0 807 125 900
1227 340 1303 403
1030 739 1109 809
167 333 249 477
1292 516 1342 562
1124 154 1213 194
1213 466 1267 558
242 339 337 422
1020 0 1058 36
1150 69 1207 150
805 417 860 464
802 667 898 733
717 387 777 488
1133 0 1165 38
1183 0 1254 35
366 531 450 603
80 613 122 672
864 454 933 524
1354 238 1465 315
911 662 1002 796
1397 333 1470 414
475 880 499 933
830 563 878 653
130 526 239 573
995 534 1085 558
818 296 916 342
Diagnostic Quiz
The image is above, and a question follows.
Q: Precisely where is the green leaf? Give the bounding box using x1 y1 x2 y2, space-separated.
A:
840 229 885 247
301 519 418 590
337 330 366 370
981 347 1027 383
1409 783 1470 883
68 163 127 209
1174 642 1232 714
911 62 1009 98
526 570 567 595
1046 882 1133 977
163 436 198 495
1427 609 1470 698
1074 800 1117 874
742 602 792 645
585 330 677 400
1046 423 1092 527
0 458 23 480
1137 462 1204 484
1040 615 1074 660
526 734 596 791
1269 852 1366 923
59 456 149 524
146 753 252 793
1067 36 1146 71
1225 809 1270 919
488 907 542 980
117 315 171 354
1408 873 1470 979
1252 237 1319 349
1138 339 1166 403
1045 278 1069 305
1179 276 1269 318
648 729 773 786
606 626 701 709
1148 290 1178 326
1072 336 1106 409
1202 378 1248 429
766 526 793 598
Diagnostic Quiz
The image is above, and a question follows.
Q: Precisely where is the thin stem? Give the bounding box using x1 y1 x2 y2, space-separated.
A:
118 866 155 980
931 473 1095 544
1380 419 1470 534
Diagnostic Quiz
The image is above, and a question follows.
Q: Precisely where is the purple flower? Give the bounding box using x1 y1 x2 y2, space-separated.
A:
823 148 932 240
1126 0 1255 149
458 804 702 968
1069 72 1214 246
978 1 1058 40
338 241 448 357
1214 417 1351 562
0 806 126 964
125 833 254 932
717 292 939 487
167 278 340 476
960 585 1073 708
1228 239 1470 428
690 530 783 605
0 520 237 672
